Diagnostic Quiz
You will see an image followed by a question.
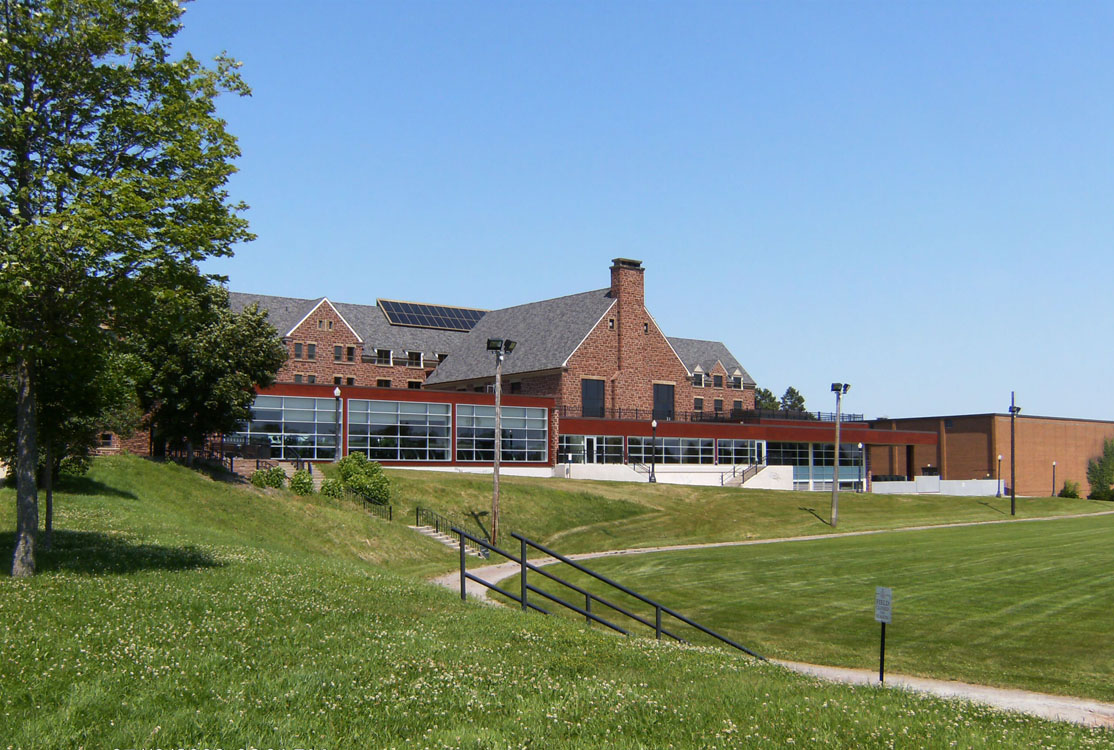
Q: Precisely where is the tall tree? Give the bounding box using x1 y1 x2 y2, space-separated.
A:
121 270 285 459
1086 439 1114 500
1 0 251 576
779 386 808 413
754 387 779 411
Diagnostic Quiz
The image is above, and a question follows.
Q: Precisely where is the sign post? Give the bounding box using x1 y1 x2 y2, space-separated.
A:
874 587 892 683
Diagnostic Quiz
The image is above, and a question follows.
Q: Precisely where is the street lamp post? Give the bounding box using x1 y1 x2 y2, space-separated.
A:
649 419 658 483
487 338 516 545
1009 391 1021 516
857 442 864 492
997 454 1003 497
333 386 342 463
831 383 850 527
1052 461 1057 497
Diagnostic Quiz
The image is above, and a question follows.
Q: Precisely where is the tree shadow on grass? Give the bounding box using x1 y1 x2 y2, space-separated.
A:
1 530 223 577
468 509 491 541
55 475 138 500
798 506 832 527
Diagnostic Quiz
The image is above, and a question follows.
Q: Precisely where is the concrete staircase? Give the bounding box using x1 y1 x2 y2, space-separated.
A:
277 461 326 490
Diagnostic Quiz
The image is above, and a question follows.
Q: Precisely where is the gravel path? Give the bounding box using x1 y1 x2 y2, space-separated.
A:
430 510 1114 728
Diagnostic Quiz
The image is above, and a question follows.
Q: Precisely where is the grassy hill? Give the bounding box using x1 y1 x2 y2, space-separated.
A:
1 456 1111 748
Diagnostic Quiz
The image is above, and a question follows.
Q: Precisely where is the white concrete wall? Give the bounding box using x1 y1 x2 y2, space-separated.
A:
742 465 794 490
872 478 1001 496
387 465 557 479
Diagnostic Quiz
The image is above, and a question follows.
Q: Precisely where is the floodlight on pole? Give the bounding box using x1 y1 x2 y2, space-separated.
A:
489 339 516 545
831 383 849 527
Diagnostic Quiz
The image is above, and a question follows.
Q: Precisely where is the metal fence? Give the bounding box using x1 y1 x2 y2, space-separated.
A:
559 406 863 423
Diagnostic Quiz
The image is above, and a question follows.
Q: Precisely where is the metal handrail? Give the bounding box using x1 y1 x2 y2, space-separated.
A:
451 527 764 661
417 507 489 558
559 405 864 424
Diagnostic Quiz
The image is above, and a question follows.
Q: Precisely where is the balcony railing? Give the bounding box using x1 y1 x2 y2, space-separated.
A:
558 406 864 424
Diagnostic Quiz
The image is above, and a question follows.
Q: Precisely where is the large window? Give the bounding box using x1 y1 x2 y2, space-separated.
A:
456 404 548 462
717 439 763 465
581 379 605 418
559 435 624 464
347 400 450 462
628 437 714 464
235 395 338 460
767 441 864 491
652 383 674 420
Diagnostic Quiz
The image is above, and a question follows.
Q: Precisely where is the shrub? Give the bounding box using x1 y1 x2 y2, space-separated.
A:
336 452 390 505
320 478 345 499
250 466 286 489
1058 480 1080 499
289 469 315 496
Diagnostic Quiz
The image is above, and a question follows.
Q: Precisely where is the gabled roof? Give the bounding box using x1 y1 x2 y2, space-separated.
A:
668 337 756 386
228 292 472 359
423 289 615 385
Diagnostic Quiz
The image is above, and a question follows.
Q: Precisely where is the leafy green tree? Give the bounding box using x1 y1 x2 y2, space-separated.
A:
779 387 808 413
1 0 251 576
1086 439 1114 500
121 271 285 460
754 387 779 411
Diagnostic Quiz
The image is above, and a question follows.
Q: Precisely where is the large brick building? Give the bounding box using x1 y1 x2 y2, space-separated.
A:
227 259 931 489
869 413 1114 497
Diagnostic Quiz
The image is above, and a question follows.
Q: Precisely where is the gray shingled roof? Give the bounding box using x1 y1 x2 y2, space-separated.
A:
228 292 472 360
668 337 756 386
423 289 616 385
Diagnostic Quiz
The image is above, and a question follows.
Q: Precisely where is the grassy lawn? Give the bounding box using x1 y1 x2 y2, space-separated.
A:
507 514 1114 702
386 468 1110 560
2 457 1112 747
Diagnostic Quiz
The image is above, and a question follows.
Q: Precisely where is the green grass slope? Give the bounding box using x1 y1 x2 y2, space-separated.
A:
387 468 1108 559
0 457 1110 748
512 514 1114 702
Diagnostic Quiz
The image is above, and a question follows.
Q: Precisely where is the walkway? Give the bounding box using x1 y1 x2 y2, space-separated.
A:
431 509 1114 728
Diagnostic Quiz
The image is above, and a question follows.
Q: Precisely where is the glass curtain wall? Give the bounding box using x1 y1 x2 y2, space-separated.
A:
558 435 624 463
716 439 764 465
767 442 864 491
347 400 451 461
456 405 548 462
235 395 338 460
628 437 715 464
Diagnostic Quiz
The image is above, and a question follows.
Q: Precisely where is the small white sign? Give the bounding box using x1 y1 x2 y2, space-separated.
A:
875 587 892 624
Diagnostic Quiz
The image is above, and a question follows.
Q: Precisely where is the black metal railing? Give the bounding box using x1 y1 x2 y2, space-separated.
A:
452 528 764 661
559 406 863 424
360 497 392 522
416 507 489 558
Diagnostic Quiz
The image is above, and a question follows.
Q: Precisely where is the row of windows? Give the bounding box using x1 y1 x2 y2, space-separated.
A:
692 373 745 389
693 397 745 413
233 398 548 463
557 436 764 466
371 350 450 368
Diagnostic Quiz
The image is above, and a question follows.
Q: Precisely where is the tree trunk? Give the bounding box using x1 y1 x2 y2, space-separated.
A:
11 354 39 577
42 443 54 551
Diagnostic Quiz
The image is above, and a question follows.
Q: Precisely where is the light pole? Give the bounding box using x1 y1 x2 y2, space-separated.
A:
1009 391 1020 516
1052 461 1057 497
487 338 516 545
857 442 864 492
997 454 1003 497
831 382 850 527
649 419 658 483
333 386 342 462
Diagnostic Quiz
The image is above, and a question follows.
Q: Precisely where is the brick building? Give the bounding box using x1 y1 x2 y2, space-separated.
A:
869 413 1114 497
224 259 932 489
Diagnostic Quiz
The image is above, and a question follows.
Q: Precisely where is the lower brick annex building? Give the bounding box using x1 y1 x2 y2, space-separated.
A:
222 259 934 491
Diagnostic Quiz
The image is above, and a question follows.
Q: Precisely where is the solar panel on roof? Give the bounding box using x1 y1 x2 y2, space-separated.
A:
378 299 487 332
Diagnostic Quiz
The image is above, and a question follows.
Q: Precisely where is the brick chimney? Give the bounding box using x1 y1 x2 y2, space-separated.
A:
610 258 644 307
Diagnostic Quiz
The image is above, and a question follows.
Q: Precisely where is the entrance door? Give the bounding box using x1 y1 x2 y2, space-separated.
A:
652 383 674 420
585 436 599 464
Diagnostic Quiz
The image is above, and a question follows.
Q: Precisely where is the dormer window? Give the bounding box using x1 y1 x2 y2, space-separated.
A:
692 373 704 388
406 351 423 368
375 349 392 366
730 376 743 389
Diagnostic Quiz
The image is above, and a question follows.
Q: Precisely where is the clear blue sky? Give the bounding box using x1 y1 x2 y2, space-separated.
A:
176 1 1114 421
